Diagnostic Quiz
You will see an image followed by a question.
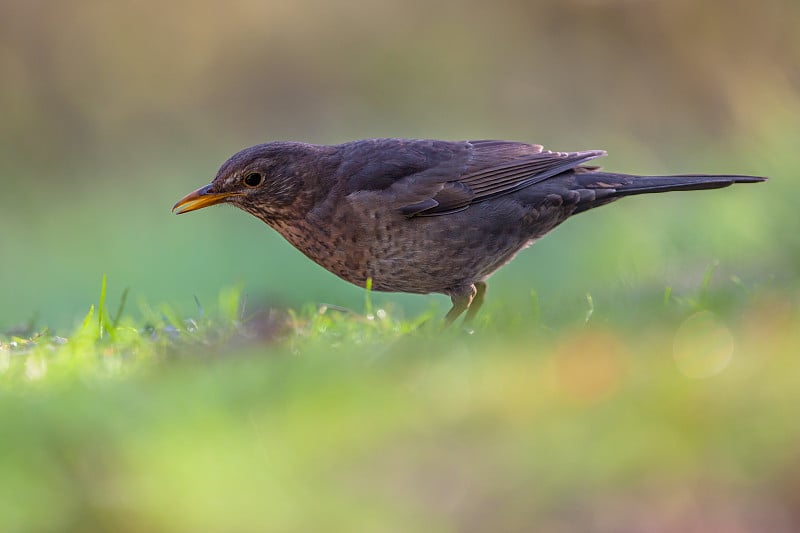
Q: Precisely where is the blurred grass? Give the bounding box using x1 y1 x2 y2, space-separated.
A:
1 279 799 531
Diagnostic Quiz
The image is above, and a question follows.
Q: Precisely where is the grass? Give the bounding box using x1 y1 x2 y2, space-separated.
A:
1 272 798 532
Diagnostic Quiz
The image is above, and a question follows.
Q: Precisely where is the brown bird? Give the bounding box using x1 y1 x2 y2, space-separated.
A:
173 138 765 326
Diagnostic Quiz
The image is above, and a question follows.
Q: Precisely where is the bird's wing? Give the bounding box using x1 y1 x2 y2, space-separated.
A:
403 140 606 217
340 139 605 217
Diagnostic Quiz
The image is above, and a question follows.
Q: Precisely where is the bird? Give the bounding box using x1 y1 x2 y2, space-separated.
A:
173 138 765 326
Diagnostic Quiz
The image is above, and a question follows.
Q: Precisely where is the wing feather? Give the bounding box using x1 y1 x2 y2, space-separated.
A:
415 142 605 216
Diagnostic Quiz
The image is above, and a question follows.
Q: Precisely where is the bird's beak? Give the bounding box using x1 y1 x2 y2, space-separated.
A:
172 184 238 214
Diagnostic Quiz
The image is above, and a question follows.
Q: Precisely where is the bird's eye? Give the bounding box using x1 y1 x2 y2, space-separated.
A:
243 172 263 187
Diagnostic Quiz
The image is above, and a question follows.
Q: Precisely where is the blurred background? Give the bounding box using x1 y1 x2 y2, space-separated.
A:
2 1 800 531
1 0 797 330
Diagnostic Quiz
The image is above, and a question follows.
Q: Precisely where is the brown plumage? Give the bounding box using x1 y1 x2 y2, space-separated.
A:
173 138 766 326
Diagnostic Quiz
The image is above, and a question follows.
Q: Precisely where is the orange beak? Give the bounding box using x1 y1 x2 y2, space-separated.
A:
172 184 239 214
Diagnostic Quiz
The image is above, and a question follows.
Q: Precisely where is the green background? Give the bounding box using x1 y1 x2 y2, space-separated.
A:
2 0 795 331
1 0 799 531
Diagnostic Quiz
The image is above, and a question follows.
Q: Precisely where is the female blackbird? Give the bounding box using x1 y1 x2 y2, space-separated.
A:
173 138 765 325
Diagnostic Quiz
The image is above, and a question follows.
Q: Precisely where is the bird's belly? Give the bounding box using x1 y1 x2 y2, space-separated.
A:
274 201 562 295
361 225 535 294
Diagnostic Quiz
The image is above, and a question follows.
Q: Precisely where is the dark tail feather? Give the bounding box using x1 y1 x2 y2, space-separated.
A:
572 172 766 214
606 173 767 197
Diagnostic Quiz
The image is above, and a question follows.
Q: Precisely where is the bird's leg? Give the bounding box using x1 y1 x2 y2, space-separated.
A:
463 281 487 326
444 284 478 327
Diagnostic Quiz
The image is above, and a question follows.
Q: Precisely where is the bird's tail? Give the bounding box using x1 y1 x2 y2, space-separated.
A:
601 173 767 197
571 172 767 213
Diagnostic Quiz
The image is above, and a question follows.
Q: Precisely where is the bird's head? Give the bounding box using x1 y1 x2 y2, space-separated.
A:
172 142 320 221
